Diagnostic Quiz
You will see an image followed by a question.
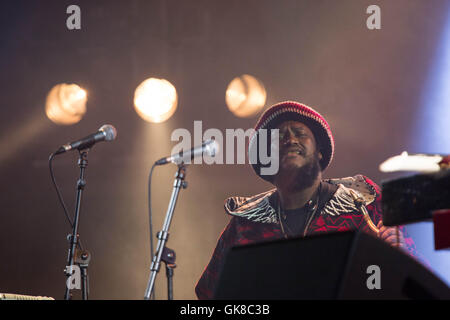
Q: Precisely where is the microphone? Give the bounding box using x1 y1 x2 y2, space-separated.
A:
55 124 117 155
155 139 219 165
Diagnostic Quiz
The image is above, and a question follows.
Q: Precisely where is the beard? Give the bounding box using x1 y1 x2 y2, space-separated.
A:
274 151 321 192
289 152 321 192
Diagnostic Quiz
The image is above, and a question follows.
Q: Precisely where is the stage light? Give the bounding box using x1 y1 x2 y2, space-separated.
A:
134 78 178 123
45 83 87 125
225 74 267 118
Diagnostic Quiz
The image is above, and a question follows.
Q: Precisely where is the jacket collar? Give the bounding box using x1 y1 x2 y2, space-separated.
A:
224 175 377 223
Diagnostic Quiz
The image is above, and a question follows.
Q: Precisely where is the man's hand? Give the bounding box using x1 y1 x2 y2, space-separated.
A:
377 220 405 249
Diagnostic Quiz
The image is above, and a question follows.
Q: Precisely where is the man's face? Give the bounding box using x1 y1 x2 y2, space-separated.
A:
276 120 322 171
271 120 323 191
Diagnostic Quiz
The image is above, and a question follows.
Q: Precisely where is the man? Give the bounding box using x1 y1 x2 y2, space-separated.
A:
195 101 418 300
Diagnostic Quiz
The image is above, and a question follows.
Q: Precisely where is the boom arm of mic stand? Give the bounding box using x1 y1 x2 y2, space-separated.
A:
144 164 187 300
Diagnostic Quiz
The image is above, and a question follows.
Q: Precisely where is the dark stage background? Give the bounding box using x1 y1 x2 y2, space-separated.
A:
0 0 449 299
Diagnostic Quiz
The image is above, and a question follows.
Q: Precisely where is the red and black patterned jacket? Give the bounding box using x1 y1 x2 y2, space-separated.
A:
195 175 419 300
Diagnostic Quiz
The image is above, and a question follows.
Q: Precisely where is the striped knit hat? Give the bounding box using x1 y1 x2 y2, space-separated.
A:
248 101 334 181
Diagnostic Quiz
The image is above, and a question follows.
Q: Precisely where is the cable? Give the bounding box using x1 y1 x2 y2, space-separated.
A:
49 152 83 251
148 162 157 300
49 153 73 227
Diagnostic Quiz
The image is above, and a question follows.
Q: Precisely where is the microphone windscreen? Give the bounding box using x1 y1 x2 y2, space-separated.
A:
99 124 118 141
205 139 219 157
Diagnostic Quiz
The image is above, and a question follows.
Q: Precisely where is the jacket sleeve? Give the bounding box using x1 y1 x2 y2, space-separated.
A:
195 217 238 300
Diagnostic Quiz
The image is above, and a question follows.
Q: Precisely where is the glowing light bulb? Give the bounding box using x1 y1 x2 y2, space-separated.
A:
134 78 178 123
226 74 267 118
45 84 87 125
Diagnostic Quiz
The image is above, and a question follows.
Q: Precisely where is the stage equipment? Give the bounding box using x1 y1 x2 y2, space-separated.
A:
0 293 54 300
155 139 219 166
379 151 449 173
55 124 117 155
49 125 117 300
380 152 450 250
382 169 450 227
433 209 450 250
144 140 216 300
214 231 450 299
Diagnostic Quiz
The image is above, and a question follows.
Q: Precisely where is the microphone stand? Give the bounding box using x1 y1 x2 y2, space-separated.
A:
144 164 187 300
64 150 90 300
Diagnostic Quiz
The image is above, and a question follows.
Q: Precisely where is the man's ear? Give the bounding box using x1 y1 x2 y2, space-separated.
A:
318 151 323 160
